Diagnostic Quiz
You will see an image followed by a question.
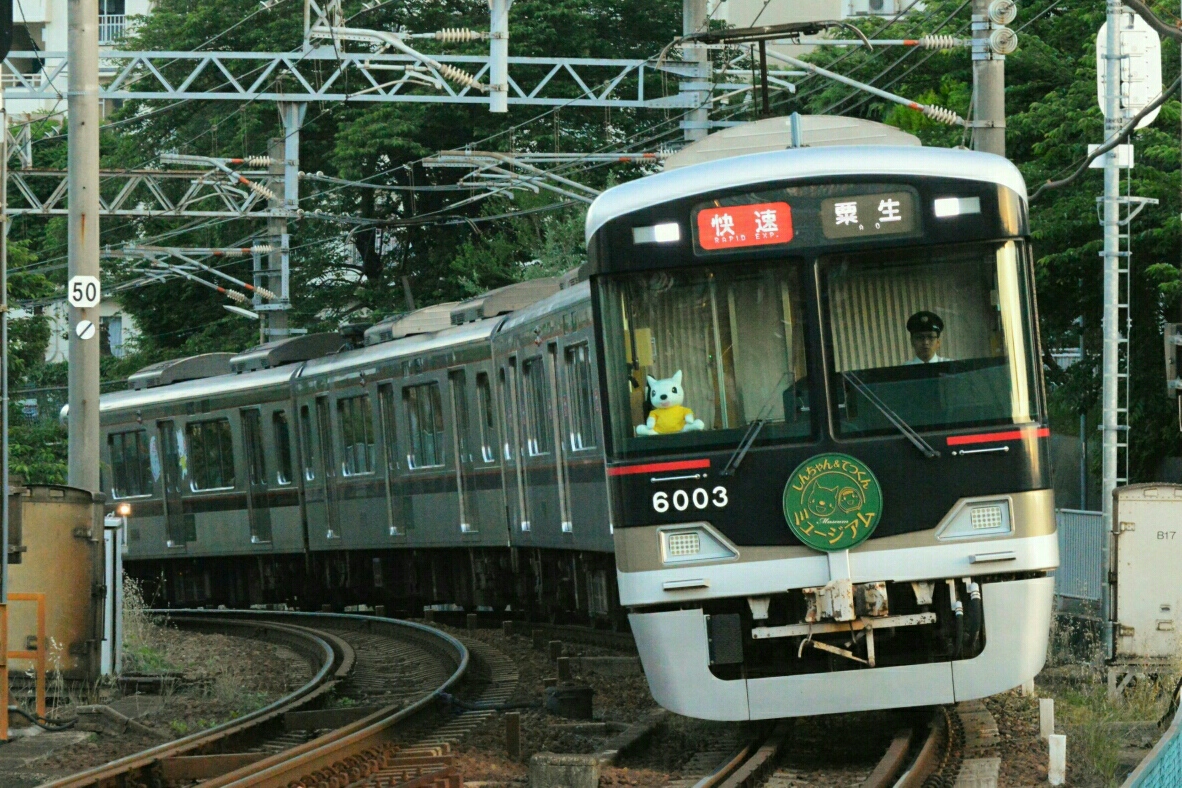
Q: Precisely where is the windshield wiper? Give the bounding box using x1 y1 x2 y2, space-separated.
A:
841 371 941 459
721 419 766 477
721 372 788 476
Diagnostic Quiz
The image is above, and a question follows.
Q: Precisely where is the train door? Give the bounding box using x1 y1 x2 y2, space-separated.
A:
447 369 477 533
157 420 191 547
377 382 407 536
240 409 272 543
519 352 562 535
315 395 341 540
546 343 574 533
298 403 327 539
559 339 600 532
500 360 530 533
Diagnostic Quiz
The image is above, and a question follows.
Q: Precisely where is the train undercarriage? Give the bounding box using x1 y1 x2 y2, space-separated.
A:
126 547 622 625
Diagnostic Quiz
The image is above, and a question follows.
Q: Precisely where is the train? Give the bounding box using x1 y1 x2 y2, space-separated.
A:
95 142 1057 721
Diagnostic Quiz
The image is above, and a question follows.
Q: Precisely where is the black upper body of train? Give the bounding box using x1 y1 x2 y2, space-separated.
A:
583 146 1049 548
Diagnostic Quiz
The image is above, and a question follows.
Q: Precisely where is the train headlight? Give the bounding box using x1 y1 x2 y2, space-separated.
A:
935 498 1013 540
115 502 132 518
659 524 738 564
632 222 681 244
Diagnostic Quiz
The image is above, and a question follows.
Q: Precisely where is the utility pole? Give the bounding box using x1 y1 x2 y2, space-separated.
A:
259 102 305 341
971 0 1012 156
489 0 512 113
1101 1 1122 542
67 0 101 492
1 89 8 607
1100 1 1123 651
682 0 710 142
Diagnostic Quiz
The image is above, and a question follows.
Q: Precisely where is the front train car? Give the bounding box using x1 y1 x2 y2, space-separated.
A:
585 146 1057 720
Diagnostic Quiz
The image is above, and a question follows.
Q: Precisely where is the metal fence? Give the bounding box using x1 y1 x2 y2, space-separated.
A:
1122 705 1182 786
1055 508 1104 601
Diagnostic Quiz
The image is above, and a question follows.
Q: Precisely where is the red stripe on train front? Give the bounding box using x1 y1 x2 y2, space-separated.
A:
946 426 1050 446
608 459 711 476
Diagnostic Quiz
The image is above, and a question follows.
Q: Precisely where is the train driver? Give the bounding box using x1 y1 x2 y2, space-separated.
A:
905 311 947 364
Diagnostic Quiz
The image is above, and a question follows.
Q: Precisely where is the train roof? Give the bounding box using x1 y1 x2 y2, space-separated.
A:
497 281 589 335
99 362 301 415
96 319 501 416
298 317 499 378
584 145 1027 243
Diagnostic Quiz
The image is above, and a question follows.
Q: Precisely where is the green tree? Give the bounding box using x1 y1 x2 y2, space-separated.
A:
785 0 1182 485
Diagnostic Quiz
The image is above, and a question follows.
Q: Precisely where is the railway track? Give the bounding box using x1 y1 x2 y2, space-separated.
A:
678 706 960 788
40 611 470 788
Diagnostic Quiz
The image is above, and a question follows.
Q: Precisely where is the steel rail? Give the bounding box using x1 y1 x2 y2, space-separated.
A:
691 707 947 788
892 708 948 788
191 611 470 788
39 617 340 788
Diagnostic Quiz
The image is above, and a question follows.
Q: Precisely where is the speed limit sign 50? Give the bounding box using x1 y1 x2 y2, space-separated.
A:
68 275 101 308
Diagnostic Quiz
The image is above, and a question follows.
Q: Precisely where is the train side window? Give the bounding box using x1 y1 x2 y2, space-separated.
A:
475 372 497 463
403 382 446 469
273 411 293 485
186 419 236 491
300 405 316 481
108 429 153 498
338 395 376 475
498 367 514 461
241 410 267 485
377 383 399 473
521 356 552 456
564 344 597 451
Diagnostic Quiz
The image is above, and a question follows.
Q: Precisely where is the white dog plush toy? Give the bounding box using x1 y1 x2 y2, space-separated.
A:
636 370 706 436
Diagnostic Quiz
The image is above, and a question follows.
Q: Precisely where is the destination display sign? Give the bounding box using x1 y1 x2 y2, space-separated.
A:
695 201 793 250
820 191 917 239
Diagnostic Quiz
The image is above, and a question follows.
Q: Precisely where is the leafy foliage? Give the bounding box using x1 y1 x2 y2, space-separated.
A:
784 0 1182 483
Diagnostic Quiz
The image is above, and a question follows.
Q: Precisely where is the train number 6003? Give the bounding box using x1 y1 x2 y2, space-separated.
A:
652 486 728 513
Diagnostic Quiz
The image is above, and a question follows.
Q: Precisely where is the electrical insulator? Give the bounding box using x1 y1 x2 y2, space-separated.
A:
918 35 965 50
435 62 486 91
989 27 1018 55
987 0 1017 26
244 156 272 167
921 105 965 126
226 290 249 304
243 179 278 202
254 286 279 301
434 28 485 43
250 244 274 255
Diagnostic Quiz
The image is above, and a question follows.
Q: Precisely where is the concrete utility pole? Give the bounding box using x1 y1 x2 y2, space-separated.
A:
489 0 512 113
971 0 1007 156
1101 1 1123 540
682 0 710 142
1 89 8 605
67 0 101 492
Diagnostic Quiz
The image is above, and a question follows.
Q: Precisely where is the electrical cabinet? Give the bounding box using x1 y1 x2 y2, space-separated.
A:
1112 484 1182 661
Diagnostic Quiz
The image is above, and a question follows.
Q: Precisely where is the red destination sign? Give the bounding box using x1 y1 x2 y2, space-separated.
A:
695 201 793 250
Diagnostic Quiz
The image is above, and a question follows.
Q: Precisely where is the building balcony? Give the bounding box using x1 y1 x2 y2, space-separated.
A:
99 14 125 44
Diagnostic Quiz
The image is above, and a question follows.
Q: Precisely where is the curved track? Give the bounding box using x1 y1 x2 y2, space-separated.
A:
40 611 468 788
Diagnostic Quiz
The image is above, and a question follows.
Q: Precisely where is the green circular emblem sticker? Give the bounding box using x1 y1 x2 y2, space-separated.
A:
783 453 883 552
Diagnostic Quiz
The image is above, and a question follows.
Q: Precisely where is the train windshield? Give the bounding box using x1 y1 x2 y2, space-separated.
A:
824 240 1038 436
599 262 813 455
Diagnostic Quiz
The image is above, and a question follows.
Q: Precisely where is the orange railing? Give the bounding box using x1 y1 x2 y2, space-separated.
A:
0 592 47 741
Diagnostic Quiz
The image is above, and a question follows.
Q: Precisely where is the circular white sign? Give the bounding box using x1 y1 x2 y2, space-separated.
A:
75 320 96 340
68 275 101 308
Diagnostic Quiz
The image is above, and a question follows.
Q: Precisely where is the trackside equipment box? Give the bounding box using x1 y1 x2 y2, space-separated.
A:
1111 484 1182 662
